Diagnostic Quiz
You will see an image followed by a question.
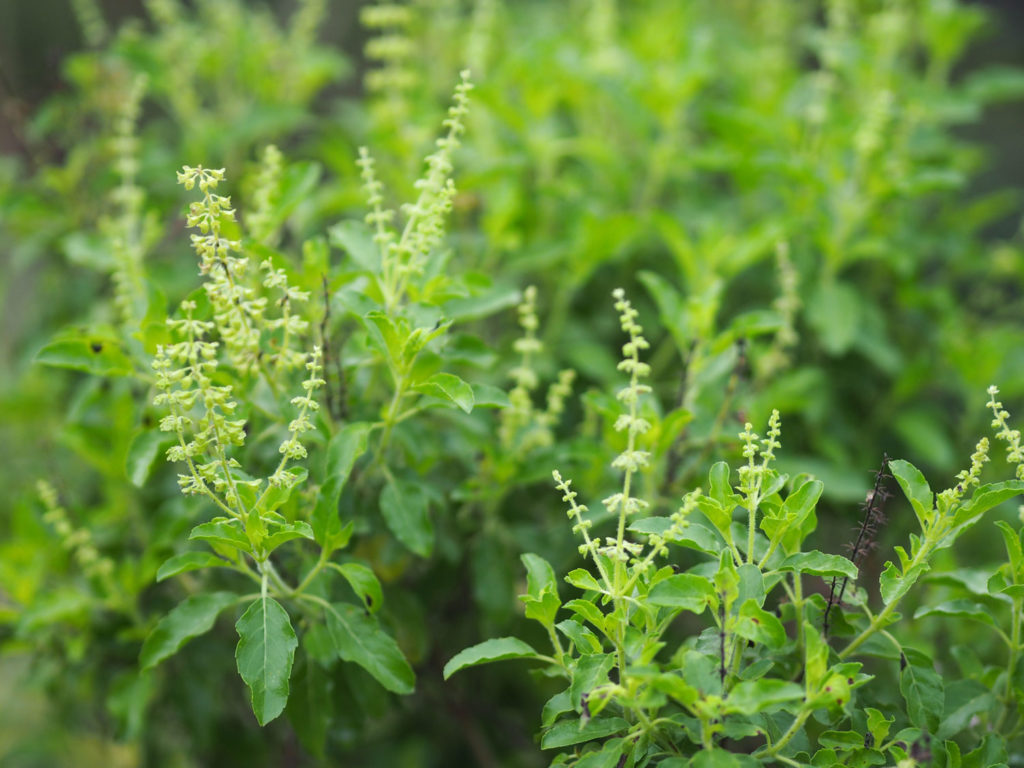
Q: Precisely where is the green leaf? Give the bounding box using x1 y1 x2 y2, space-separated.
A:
564 599 608 636
569 653 615 711
778 551 858 580
818 730 863 749
140 592 237 670
125 429 174 488
889 459 933 528
723 678 803 714
328 219 379 271
155 552 229 582
312 422 372 550
900 648 944 732
556 619 601 654
734 599 787 649
647 573 715 614
995 520 1024 576
865 708 894 746
880 561 930 606
942 481 1024 548
235 597 298 725
565 568 605 594
333 562 383 613
286 656 331 758
937 690 997 741
806 279 861 355
522 553 559 599
540 717 629 749
379 477 433 557
471 383 512 408
325 602 414 694
412 372 475 413
913 599 995 627
443 637 541 680
189 519 251 552
36 330 135 376
262 521 315 554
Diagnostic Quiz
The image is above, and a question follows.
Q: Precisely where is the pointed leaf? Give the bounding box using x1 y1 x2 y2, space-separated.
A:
235 597 298 725
332 562 383 613
648 573 715 614
443 637 541 680
156 552 229 582
140 592 237 670
379 477 433 557
889 459 933 528
778 551 858 580
412 372 475 413
312 422 372 549
189 519 251 551
325 602 414 694
540 717 629 749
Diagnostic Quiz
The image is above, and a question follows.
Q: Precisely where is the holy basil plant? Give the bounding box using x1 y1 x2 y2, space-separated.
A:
446 292 1024 767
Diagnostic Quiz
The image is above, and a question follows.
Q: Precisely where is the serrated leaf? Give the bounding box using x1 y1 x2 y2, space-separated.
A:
734 599 787 649
569 653 615 711
140 592 237 670
412 372 474 413
155 552 229 582
312 422 372 550
443 637 541 680
235 597 298 725
900 649 943 732
880 561 930 606
379 477 433 557
778 551 858 580
325 601 414 694
647 573 715 614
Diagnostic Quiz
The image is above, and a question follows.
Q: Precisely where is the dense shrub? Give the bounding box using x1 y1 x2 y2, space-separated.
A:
2 1 1024 766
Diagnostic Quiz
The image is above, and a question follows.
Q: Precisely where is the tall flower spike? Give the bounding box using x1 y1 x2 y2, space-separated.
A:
606 289 651 568
988 385 1024 479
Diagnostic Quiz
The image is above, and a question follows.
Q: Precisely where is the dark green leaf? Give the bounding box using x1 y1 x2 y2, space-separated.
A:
140 592 238 670
235 597 298 725
379 477 433 557
443 637 541 680
333 562 382 613
325 602 414 694
540 717 628 750
312 422 372 549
